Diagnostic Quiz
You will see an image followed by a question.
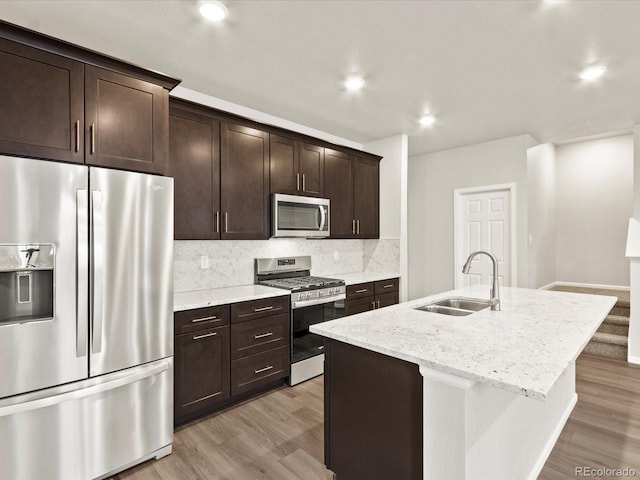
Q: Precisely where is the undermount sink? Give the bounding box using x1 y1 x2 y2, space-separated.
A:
414 297 492 316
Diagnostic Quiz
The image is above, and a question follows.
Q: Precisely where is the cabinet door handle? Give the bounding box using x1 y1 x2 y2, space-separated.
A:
352 219 356 235
254 365 274 374
224 212 228 233
302 173 306 191
355 289 368 294
193 332 217 340
90 123 95 154
356 219 360 235
296 173 300 191
254 306 274 312
75 120 80 152
371 301 376 309
377 300 381 308
254 332 273 339
191 315 217 323
215 211 220 233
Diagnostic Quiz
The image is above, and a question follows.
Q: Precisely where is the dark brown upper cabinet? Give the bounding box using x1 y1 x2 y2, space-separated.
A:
0 38 84 164
85 66 168 174
220 122 270 240
353 156 380 239
270 134 324 197
324 148 355 238
0 22 180 174
325 149 380 239
168 102 221 240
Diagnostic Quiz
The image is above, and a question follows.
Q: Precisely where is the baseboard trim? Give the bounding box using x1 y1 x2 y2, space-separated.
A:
538 282 557 290
552 281 630 292
628 355 640 365
527 393 578 480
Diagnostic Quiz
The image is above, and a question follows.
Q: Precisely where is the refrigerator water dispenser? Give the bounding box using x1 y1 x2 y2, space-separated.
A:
0 244 54 324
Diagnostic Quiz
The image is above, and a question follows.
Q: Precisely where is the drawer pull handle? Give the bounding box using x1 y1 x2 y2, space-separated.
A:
254 365 274 374
193 332 217 340
254 332 273 339
382 284 394 289
191 315 218 323
317 345 324 350
355 289 368 294
254 306 274 312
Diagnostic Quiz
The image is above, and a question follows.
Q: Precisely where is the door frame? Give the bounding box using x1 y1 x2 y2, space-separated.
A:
453 183 517 288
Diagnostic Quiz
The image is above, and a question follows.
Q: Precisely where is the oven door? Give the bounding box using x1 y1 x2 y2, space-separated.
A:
291 297 345 364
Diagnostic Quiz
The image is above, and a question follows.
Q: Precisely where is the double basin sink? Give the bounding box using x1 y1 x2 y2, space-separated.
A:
415 297 492 316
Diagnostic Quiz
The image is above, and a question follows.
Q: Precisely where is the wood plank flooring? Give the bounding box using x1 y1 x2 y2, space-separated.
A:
115 353 640 480
539 353 640 479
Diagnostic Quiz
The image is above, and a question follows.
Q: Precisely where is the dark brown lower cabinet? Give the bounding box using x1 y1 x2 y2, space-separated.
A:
174 325 230 423
324 339 423 480
175 297 290 425
344 278 400 315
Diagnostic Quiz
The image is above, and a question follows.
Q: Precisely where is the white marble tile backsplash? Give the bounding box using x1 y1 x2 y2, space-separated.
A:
174 238 400 293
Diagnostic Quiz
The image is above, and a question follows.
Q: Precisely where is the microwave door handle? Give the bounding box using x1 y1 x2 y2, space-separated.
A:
319 205 326 231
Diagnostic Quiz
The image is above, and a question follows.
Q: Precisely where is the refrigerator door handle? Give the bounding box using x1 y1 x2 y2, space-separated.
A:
76 189 89 357
91 190 105 354
0 359 171 418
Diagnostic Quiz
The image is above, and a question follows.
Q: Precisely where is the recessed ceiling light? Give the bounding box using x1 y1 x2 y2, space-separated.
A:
419 114 436 127
199 0 228 22
579 65 606 81
345 76 365 91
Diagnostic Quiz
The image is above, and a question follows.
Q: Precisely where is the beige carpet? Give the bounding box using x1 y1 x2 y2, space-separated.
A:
549 285 629 360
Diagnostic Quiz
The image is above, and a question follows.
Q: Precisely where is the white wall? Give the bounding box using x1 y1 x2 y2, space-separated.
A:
363 134 408 300
408 134 537 299
555 134 633 287
526 143 556 289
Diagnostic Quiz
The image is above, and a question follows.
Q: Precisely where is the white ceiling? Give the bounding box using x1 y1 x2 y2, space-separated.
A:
2 0 640 156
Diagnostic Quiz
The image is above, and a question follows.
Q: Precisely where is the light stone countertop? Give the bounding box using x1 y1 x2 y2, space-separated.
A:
310 285 617 400
174 284 288 312
332 271 400 285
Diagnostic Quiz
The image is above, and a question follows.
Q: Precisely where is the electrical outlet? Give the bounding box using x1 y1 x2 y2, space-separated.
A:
200 255 210 269
333 250 339 261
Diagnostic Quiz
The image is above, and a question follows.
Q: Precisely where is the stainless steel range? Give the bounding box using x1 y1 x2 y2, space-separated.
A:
256 256 346 385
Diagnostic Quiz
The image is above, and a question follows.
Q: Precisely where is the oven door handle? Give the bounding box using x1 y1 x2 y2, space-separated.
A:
292 294 345 309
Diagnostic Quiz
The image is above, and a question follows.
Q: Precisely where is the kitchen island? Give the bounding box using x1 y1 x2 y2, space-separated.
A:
311 285 616 480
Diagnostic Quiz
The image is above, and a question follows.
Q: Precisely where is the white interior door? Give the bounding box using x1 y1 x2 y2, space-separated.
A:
455 187 512 288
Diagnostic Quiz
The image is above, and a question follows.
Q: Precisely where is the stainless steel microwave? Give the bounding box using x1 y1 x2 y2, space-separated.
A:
272 193 330 238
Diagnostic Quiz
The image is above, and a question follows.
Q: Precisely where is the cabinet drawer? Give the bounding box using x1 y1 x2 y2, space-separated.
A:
345 296 376 316
231 346 289 396
231 313 289 359
231 296 289 323
346 282 374 300
375 278 399 295
175 305 230 335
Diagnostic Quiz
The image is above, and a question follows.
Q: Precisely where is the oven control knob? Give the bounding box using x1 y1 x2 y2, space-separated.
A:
318 290 324 296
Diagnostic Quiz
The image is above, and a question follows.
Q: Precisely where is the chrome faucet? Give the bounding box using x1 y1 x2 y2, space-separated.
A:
461 250 501 311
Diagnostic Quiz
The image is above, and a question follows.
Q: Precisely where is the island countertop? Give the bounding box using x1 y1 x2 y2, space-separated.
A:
310 285 616 400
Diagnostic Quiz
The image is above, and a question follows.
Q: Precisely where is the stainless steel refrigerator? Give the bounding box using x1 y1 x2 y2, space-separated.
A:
0 155 174 480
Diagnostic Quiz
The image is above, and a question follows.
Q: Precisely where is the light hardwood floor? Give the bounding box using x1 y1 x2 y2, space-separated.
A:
115 353 640 480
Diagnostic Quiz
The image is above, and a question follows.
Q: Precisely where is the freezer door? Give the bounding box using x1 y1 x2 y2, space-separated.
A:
0 358 173 480
89 167 173 376
0 155 89 399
